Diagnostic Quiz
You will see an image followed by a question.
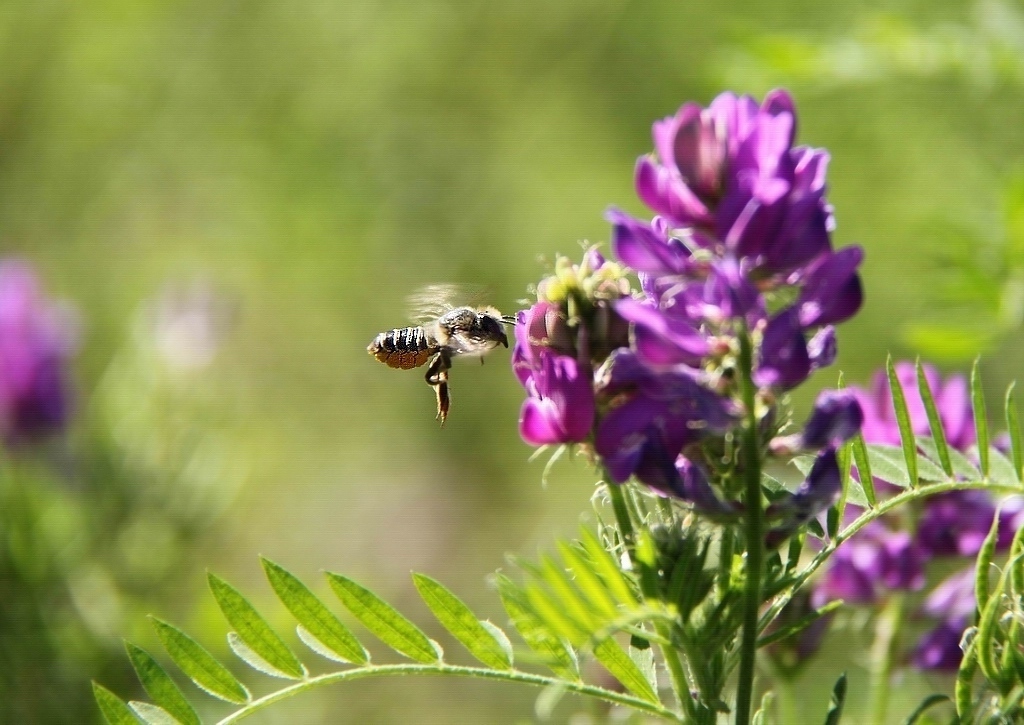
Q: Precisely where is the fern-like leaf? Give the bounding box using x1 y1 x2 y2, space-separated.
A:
326 572 443 663
124 642 201 725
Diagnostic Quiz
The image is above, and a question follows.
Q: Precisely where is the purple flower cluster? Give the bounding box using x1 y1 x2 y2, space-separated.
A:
0 261 76 445
513 91 865 534
812 362 1024 671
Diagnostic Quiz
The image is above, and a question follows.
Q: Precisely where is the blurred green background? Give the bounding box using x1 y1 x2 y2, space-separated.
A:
2 0 1024 722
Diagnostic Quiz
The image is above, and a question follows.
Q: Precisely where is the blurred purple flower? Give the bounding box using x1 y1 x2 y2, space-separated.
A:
811 522 926 607
917 490 1002 557
913 568 976 671
0 261 76 444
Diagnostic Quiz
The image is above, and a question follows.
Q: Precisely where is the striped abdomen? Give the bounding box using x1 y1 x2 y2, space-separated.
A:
367 326 436 370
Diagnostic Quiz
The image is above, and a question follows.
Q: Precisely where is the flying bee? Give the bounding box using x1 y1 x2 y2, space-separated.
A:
367 285 515 425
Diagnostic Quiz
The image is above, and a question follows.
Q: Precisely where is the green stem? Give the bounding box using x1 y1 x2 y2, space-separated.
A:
735 329 763 725
215 663 685 724
606 482 636 561
867 594 905 725
606 479 696 721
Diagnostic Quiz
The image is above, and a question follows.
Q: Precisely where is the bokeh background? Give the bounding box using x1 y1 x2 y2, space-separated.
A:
2 0 1024 722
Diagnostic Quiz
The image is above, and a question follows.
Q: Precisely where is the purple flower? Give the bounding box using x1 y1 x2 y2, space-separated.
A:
514 302 596 446
800 390 864 450
766 448 845 547
755 308 810 391
0 261 76 444
593 349 734 485
635 90 838 279
519 350 595 446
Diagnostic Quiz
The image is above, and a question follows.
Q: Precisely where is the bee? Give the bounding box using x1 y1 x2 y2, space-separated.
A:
367 286 514 425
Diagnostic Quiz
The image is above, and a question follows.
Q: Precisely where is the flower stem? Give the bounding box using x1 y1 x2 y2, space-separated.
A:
734 329 763 725
867 593 905 725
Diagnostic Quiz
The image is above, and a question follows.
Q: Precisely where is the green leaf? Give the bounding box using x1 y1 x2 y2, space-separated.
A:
326 572 441 663
128 702 180 725
93 682 141 725
525 580 589 644
916 436 980 480
1011 524 1024 598
887 356 919 487
557 541 619 620
901 694 952 724
977 585 1003 680
1006 382 1023 482
988 448 1018 484
823 672 847 725
495 574 579 680
578 527 637 607
859 445 946 488
124 642 201 725
208 572 305 680
412 573 511 669
917 360 954 477
757 599 843 649
151 617 250 705
227 632 302 680
850 432 876 506
260 557 368 665
592 639 659 703
535 682 569 721
972 359 990 478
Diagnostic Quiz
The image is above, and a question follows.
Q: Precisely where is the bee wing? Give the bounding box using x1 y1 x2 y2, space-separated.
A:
406 283 488 323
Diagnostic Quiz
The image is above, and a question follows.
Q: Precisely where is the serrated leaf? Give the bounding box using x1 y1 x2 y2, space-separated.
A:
579 527 637 607
558 541 619 620
227 632 302 680
972 359 990 478
592 639 659 703
887 356 919 487
1006 383 1023 482
208 573 305 680
124 643 200 725
917 360 954 477
93 682 141 725
128 702 180 725
326 572 440 663
151 618 250 705
495 574 579 680
260 557 367 665
412 573 511 669
916 436 980 480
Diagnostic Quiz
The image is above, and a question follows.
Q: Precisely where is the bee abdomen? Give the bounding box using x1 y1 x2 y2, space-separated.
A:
367 326 434 369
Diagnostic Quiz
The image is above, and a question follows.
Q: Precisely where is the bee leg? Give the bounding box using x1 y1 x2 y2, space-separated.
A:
424 351 452 425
